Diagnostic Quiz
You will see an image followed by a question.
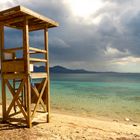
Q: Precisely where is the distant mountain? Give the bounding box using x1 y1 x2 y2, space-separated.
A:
34 65 127 74
50 66 92 73
34 65 93 73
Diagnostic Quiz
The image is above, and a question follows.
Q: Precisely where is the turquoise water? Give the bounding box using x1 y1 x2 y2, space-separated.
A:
2 73 140 123
50 73 140 123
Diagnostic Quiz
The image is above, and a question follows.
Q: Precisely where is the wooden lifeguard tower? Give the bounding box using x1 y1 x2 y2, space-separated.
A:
0 6 58 128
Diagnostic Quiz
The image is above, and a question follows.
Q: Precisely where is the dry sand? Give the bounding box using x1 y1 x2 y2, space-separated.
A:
0 111 140 140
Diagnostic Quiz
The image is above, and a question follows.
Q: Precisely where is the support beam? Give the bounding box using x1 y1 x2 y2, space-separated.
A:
30 58 47 63
44 27 50 123
29 47 47 53
6 79 27 120
23 17 32 128
0 15 24 26
3 47 23 53
31 86 46 112
6 79 28 121
0 26 7 122
31 78 47 119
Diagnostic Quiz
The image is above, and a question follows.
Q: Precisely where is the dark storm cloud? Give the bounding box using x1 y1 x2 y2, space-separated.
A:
2 0 140 71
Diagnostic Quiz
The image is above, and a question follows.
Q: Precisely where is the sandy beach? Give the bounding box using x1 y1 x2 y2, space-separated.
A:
0 110 140 140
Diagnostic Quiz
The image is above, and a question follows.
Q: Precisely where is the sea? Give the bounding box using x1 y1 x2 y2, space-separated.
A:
50 73 140 123
1 73 140 123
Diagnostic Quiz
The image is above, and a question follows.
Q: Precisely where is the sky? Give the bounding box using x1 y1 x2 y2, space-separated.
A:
1 0 140 72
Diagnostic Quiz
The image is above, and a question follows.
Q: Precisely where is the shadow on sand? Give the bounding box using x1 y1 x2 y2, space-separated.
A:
0 117 47 130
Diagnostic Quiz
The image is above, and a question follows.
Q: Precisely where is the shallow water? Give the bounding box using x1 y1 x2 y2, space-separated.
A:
1 73 140 123
50 73 140 123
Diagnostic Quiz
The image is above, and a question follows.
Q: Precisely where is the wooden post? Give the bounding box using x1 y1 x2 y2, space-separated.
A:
0 26 7 122
12 52 17 113
23 17 32 128
44 27 50 123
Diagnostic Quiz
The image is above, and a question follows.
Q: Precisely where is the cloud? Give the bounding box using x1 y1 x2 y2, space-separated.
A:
50 37 70 48
1 0 140 72
104 45 129 58
0 0 16 10
112 56 140 65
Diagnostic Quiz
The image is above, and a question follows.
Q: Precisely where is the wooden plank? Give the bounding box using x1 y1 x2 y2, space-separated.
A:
6 79 28 121
28 18 40 22
36 79 47 103
2 60 24 73
23 18 30 74
3 47 23 53
7 117 27 124
0 15 32 28
29 47 47 53
29 25 47 32
0 16 24 26
3 73 25 79
12 52 17 113
3 58 23 62
24 84 27 113
31 86 46 112
8 21 24 28
30 73 47 79
26 77 32 128
44 27 50 123
0 6 20 17
0 26 4 71
30 58 47 63
31 79 47 119
29 23 46 31
0 26 7 122
3 58 23 61
5 25 22 30
29 23 59 31
29 20 45 26
1 79 6 122
23 17 32 128
20 6 59 27
0 6 59 27
0 10 27 27
6 78 26 118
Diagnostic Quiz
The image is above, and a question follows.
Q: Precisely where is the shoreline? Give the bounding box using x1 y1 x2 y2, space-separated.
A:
0 107 140 139
1 100 140 125
51 107 140 125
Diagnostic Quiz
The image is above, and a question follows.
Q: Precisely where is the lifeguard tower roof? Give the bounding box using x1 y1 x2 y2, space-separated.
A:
0 5 59 31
